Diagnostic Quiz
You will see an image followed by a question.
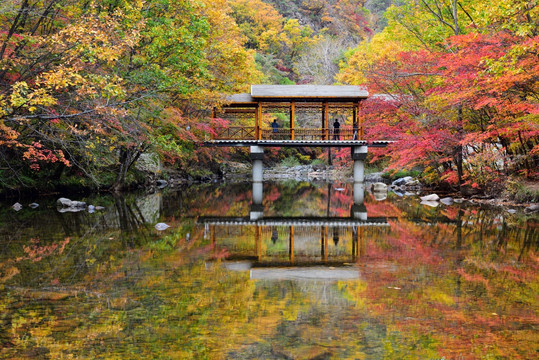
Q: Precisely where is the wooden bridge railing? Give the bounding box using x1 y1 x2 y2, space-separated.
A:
213 126 363 141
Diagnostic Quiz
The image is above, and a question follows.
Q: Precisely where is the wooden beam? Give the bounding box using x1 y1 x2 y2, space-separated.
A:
223 108 257 114
290 101 295 140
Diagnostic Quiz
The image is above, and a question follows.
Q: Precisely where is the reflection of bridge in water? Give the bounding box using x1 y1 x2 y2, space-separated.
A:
198 182 391 280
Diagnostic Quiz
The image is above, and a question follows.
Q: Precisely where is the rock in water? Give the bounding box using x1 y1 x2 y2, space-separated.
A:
155 223 170 231
372 182 388 192
392 176 412 186
420 194 440 202
29 203 39 209
440 197 454 205
57 198 73 207
12 202 23 211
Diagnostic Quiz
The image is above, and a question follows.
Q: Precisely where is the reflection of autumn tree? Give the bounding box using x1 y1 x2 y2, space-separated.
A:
343 207 538 359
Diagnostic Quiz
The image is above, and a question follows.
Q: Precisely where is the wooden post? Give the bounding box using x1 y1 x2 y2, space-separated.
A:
352 102 357 141
324 227 329 263
324 101 329 140
290 101 295 140
289 226 295 264
357 101 363 139
211 225 216 246
255 103 262 140
255 225 262 261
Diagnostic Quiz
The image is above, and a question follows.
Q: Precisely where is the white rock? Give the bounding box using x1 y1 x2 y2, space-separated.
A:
506 209 517 214
372 182 388 192
155 222 170 231
29 203 39 209
405 179 420 186
12 202 22 211
440 197 454 205
392 176 412 186
420 194 440 202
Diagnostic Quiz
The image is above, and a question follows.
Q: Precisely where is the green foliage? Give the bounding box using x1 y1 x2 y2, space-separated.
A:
280 156 301 167
382 169 422 181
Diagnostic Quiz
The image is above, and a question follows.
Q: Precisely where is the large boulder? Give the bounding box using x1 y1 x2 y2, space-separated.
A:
392 176 413 186
57 198 86 209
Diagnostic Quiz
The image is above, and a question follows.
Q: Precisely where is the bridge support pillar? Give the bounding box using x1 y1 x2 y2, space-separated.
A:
250 146 264 221
352 146 368 183
251 146 264 182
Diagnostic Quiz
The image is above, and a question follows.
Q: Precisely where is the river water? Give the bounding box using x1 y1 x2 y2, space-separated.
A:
0 180 537 359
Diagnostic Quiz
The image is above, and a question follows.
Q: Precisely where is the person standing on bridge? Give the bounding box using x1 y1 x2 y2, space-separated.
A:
333 119 340 140
271 118 279 139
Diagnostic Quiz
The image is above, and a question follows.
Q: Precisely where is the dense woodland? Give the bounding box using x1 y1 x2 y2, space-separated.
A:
0 0 537 197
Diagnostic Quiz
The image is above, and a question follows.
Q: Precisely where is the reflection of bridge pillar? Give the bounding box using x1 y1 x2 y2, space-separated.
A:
352 226 364 261
352 146 368 183
352 182 367 221
250 181 264 221
251 146 264 182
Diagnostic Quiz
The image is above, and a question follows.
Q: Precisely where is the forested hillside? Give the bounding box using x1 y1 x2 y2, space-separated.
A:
0 0 537 198
338 0 538 196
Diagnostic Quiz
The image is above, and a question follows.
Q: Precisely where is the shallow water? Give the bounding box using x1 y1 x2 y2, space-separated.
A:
0 181 537 359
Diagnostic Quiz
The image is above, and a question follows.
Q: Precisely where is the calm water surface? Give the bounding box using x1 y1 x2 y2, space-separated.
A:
0 181 537 359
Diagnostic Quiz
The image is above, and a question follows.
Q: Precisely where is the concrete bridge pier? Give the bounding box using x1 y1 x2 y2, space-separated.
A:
251 146 264 182
250 146 265 221
352 145 368 183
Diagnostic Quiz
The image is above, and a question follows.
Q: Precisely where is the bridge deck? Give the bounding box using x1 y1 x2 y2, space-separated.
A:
203 139 392 148
198 216 391 227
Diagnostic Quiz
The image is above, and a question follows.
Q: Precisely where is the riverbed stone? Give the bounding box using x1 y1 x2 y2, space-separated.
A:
29 203 39 209
525 204 539 213
12 202 22 211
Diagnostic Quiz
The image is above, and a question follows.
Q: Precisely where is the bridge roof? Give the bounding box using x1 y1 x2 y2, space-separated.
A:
225 85 368 104
251 85 368 99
